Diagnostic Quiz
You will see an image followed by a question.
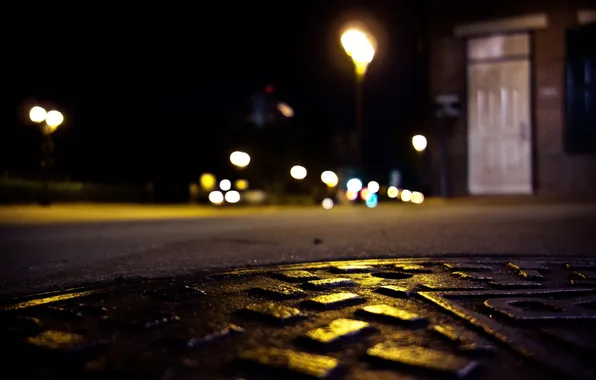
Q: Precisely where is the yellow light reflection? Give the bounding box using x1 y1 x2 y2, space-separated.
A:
2 291 96 311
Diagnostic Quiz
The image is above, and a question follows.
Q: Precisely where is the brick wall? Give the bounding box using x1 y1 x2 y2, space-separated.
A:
428 0 596 196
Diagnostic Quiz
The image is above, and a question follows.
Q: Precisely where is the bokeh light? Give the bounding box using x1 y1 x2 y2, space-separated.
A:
290 165 307 180
412 135 427 152
360 187 370 201
29 106 47 123
277 102 294 117
400 189 412 202
346 178 363 192
225 190 241 204
367 181 379 194
321 171 339 187
387 186 398 199
365 193 378 208
235 179 249 190
346 190 358 201
411 191 424 204
230 151 251 168
45 110 64 128
321 198 334 210
208 191 224 205
200 173 216 191
219 179 231 191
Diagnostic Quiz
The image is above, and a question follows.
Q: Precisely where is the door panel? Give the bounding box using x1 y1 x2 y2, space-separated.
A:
468 60 532 194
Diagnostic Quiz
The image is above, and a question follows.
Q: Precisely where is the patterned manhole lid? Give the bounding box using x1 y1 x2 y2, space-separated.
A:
1 257 596 379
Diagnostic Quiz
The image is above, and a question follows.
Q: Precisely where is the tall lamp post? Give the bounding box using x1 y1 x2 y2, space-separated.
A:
412 134 428 193
341 28 376 168
29 106 64 205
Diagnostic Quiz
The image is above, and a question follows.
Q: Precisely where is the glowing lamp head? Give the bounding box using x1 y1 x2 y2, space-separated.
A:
29 106 47 123
412 135 427 152
230 151 251 168
321 171 339 187
290 165 307 180
346 178 363 192
45 110 64 128
208 191 224 205
341 28 376 76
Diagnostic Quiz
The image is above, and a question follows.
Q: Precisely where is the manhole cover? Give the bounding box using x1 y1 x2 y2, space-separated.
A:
1 257 596 379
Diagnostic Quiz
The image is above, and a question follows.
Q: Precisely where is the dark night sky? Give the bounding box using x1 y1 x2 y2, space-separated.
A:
7 1 429 185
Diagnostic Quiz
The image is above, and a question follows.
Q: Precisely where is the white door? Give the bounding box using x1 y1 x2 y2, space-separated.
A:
468 60 532 194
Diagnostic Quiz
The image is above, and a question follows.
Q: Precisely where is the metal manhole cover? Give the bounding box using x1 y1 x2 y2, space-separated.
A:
1 257 596 379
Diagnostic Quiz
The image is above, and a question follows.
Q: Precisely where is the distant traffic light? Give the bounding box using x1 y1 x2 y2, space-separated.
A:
265 85 274 93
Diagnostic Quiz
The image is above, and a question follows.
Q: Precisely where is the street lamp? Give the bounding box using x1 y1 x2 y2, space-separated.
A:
290 165 307 180
341 27 376 167
321 171 339 188
230 151 250 168
412 135 427 152
29 106 47 123
412 135 428 194
29 106 64 205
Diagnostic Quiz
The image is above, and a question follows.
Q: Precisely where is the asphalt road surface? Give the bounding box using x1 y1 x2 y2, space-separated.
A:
1 202 595 296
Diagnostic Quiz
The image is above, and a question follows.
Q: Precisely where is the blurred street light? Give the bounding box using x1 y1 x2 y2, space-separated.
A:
321 171 339 188
341 29 376 78
209 191 224 205
28 105 64 205
387 186 398 199
400 189 412 202
219 179 231 191
365 193 378 208
277 102 294 118
360 187 370 201
290 165 307 180
45 110 64 129
341 27 376 168
225 190 241 204
346 178 363 192
412 135 427 152
200 173 216 191
367 181 380 194
411 191 425 204
230 151 251 168
321 198 334 210
235 179 249 190
346 190 358 201
29 106 47 123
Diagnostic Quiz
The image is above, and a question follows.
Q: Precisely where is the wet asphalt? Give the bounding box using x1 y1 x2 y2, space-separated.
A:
1 202 595 296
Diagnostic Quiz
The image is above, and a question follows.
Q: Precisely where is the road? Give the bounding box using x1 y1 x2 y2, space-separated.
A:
1 202 595 296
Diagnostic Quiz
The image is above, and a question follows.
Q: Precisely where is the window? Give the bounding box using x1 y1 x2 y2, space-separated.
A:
565 23 596 153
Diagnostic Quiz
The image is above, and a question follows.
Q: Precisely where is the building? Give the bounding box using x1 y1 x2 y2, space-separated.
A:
428 1 595 196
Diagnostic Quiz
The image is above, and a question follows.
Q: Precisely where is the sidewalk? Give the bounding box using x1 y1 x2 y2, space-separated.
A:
422 194 596 206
